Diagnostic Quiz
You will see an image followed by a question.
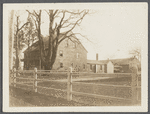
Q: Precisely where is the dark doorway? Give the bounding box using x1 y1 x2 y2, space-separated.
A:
93 65 96 73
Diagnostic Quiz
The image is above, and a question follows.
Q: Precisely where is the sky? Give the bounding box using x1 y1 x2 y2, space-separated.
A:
13 3 147 60
76 4 147 60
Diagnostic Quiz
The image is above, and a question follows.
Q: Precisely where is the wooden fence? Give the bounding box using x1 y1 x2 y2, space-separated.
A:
11 67 141 105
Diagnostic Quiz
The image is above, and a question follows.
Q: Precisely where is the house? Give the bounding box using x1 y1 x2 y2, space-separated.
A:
87 56 114 73
87 54 109 73
22 35 88 71
52 38 88 71
109 57 141 73
22 33 140 73
87 54 140 73
98 57 141 73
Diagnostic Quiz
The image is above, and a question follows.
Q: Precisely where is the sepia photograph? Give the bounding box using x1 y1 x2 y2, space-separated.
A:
3 3 148 112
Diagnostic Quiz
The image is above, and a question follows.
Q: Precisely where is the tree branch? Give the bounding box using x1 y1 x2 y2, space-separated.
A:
53 10 58 17
65 10 85 15
18 22 29 31
73 33 94 44
26 10 36 17
59 11 65 27
33 10 39 16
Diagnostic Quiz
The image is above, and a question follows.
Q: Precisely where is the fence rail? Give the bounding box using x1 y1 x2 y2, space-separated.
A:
36 86 67 92
72 81 132 88
11 68 141 105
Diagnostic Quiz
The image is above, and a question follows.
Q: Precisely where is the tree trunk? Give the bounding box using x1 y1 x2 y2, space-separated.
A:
9 10 14 70
15 17 19 70
15 34 19 70
38 10 42 70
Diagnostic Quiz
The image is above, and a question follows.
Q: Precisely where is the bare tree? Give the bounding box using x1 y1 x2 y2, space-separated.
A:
129 47 141 62
44 10 89 69
23 13 37 69
14 15 29 70
26 10 43 69
27 10 89 70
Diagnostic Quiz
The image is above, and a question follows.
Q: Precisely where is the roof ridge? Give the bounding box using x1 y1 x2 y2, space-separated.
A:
98 57 131 61
24 33 88 53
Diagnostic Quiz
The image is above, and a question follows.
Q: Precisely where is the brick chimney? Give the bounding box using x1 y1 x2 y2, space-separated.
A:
96 53 98 61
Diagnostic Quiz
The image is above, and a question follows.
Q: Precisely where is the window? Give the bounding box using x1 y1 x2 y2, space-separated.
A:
60 63 63 68
90 64 92 70
24 61 26 68
100 65 102 70
83 64 85 69
77 53 79 58
59 50 63 57
71 63 73 67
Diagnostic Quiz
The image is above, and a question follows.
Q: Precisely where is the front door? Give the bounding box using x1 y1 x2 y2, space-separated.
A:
93 65 96 73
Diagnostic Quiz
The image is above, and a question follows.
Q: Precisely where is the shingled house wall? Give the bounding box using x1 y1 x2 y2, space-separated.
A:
23 38 87 72
52 39 87 72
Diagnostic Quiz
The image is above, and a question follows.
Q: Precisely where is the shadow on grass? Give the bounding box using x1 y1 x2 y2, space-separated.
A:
9 86 86 107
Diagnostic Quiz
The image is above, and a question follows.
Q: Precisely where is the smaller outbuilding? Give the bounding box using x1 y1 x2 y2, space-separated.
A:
87 55 141 73
87 54 114 73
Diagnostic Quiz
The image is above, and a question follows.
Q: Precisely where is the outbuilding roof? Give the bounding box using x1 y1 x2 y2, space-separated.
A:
87 60 109 65
107 58 139 65
87 57 140 66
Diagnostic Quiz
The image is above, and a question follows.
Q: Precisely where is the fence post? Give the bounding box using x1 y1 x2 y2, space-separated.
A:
67 67 72 101
13 68 16 87
34 68 37 92
131 67 138 105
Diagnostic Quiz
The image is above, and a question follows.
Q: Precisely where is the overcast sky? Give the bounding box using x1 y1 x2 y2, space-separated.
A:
12 3 147 60
39 4 147 60
79 4 147 60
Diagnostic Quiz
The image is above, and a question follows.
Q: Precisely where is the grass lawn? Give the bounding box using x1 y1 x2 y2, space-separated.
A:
10 96 34 107
10 76 141 106
9 86 87 106
36 76 141 105
37 77 133 99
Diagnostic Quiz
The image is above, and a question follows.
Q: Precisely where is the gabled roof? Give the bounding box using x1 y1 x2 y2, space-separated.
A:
99 57 140 65
23 41 39 53
98 60 109 64
87 60 99 64
43 34 88 53
109 58 138 65
23 32 88 53
87 57 140 65
78 42 88 53
87 60 108 65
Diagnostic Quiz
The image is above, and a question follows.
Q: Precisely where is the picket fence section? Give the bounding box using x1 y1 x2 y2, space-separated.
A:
11 67 141 105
